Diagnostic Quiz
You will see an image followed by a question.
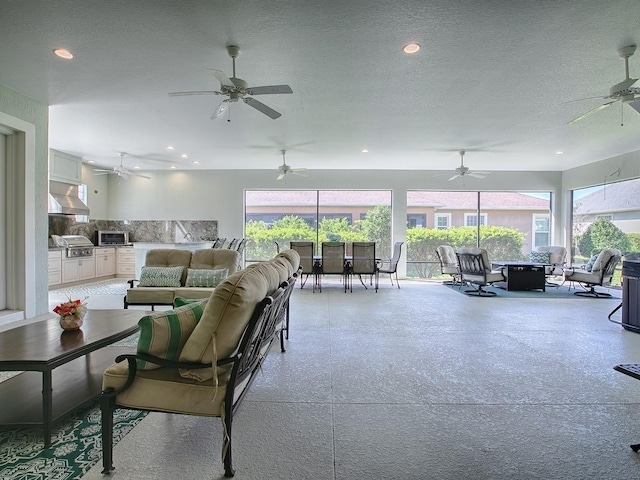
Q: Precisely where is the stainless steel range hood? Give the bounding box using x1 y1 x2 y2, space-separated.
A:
48 181 90 216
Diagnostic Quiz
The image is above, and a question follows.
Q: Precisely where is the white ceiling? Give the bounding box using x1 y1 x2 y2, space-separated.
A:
1 1 640 174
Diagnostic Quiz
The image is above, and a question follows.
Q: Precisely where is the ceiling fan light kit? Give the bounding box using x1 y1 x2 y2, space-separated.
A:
568 44 640 125
169 45 293 121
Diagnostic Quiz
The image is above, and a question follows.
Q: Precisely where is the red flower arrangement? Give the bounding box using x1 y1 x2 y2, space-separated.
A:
53 297 88 318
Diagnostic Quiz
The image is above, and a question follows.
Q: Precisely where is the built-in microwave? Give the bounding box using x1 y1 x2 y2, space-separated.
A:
97 231 129 246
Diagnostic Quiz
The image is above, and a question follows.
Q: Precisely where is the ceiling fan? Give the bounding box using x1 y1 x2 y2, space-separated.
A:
168 45 293 120
94 152 151 180
567 44 640 125
277 150 307 181
448 150 489 181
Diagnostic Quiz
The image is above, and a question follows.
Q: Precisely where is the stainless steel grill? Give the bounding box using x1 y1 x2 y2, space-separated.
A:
61 235 94 258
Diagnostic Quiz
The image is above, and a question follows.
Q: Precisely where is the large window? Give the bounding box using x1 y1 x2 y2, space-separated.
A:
406 190 551 278
245 190 392 261
571 178 640 273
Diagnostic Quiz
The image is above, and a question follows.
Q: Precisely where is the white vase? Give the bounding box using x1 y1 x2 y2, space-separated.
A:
59 314 84 330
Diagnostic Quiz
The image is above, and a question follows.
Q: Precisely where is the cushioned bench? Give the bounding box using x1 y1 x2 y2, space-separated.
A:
124 248 241 310
101 249 301 477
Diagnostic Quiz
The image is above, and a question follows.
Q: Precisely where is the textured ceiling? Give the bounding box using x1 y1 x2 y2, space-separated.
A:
1 0 639 174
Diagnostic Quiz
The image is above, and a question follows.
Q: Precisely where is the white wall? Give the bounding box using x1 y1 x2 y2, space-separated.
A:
99 167 563 275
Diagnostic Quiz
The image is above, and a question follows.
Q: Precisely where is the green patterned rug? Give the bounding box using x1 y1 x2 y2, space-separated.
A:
0 401 147 479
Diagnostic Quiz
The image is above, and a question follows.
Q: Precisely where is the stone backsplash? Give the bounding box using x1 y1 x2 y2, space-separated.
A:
49 217 218 244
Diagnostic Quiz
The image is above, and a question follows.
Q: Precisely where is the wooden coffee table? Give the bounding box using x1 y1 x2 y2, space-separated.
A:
0 309 147 447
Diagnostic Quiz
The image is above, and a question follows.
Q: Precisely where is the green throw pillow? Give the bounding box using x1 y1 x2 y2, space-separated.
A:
530 251 550 264
184 268 228 287
173 296 209 307
136 298 208 370
139 266 184 287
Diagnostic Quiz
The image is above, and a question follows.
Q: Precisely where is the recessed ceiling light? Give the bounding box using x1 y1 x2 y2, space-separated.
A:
87 160 95 164
361 149 369 153
181 154 188 159
133 166 140 169
170 165 177 169
403 43 420 54
555 151 564 155
53 48 73 59
166 145 175 150
192 160 200 165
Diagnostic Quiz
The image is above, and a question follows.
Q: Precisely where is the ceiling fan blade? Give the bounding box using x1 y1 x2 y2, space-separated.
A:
93 169 113 173
247 85 293 95
448 174 460 181
168 91 221 96
627 98 640 113
568 100 617 125
243 97 281 119
212 99 230 119
208 69 234 88
133 173 151 179
292 171 308 177
468 173 486 179
94 172 112 176
276 173 285 181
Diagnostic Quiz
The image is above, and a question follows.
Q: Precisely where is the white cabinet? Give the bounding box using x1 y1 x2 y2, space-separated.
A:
49 149 83 184
48 250 62 286
117 247 136 276
62 257 96 284
95 247 116 277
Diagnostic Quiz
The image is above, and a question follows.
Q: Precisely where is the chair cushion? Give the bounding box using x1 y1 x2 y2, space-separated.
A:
185 268 228 287
136 299 208 370
437 245 457 266
102 360 228 416
138 266 185 287
126 287 176 305
178 250 299 382
530 251 550 264
189 248 240 274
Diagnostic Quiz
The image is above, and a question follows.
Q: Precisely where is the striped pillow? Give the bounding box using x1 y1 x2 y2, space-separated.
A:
138 266 184 287
136 298 208 370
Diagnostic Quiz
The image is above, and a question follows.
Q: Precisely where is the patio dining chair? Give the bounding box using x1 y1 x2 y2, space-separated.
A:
350 241 378 292
319 242 347 292
290 241 318 291
436 244 461 286
378 241 403 288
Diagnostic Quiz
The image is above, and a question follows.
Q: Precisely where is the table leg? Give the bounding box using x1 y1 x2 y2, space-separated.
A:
42 370 53 448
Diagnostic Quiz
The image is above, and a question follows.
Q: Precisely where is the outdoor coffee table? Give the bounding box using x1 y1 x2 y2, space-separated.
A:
0 309 147 447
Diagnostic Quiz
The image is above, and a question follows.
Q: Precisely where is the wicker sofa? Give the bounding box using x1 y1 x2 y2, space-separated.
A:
101 249 301 478
124 248 241 310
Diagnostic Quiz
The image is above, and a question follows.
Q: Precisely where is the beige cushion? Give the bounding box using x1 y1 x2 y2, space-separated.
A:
437 245 457 267
102 360 227 416
144 249 193 285
535 246 567 266
126 287 175 305
190 248 241 274
178 251 298 382
591 248 621 273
